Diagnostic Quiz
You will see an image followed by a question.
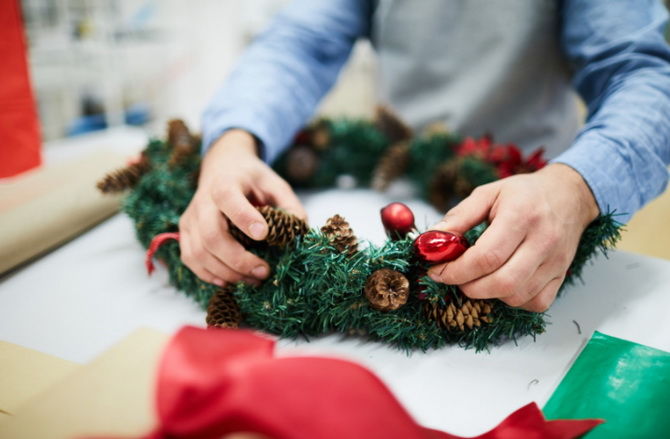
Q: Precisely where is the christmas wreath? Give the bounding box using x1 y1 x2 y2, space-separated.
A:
98 108 621 351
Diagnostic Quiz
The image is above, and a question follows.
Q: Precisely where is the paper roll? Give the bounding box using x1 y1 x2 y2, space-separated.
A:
0 151 128 275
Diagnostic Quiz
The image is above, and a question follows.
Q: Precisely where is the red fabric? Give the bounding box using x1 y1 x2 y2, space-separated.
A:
0 0 42 178
143 326 603 439
146 233 181 275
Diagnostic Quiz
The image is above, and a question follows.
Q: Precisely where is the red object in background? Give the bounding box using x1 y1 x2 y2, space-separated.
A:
139 326 603 439
381 202 416 240
414 230 469 264
0 0 42 178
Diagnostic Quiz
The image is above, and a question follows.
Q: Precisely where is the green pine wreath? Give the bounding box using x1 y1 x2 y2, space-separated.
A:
101 111 621 352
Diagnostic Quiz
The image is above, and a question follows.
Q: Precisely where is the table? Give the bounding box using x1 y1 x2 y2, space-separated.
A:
1 169 670 437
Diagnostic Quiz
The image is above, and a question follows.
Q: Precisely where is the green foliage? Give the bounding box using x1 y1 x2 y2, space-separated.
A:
121 117 623 352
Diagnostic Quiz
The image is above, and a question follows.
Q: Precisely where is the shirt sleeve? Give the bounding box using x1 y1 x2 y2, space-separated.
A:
552 0 670 223
201 0 372 164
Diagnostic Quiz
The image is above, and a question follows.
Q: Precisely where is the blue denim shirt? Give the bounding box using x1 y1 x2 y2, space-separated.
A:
202 0 670 223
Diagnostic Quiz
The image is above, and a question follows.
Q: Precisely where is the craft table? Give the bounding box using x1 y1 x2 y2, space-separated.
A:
1 130 670 437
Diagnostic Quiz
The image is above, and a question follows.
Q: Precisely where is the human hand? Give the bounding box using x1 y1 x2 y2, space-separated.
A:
427 163 599 312
179 129 306 287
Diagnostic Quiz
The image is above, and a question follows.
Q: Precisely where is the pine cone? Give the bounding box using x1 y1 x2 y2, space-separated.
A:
206 285 242 329
97 155 151 193
428 158 475 212
375 105 413 144
423 298 493 332
285 145 320 183
321 214 358 256
167 119 196 150
229 206 309 249
372 141 411 191
364 268 410 312
310 119 331 150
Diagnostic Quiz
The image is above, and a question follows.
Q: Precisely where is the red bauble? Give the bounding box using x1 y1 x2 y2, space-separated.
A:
414 230 468 264
380 202 416 239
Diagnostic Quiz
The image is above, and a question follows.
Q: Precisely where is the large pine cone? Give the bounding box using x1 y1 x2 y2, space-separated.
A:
167 119 196 149
375 106 413 144
229 206 309 249
321 214 358 256
424 298 493 332
97 155 151 194
372 141 411 191
428 158 475 212
167 120 199 169
206 286 242 329
364 268 410 312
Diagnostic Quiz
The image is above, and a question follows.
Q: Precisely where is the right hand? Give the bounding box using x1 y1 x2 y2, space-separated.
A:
179 129 306 287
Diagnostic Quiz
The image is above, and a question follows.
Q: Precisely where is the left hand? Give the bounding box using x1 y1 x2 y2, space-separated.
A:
427 163 600 312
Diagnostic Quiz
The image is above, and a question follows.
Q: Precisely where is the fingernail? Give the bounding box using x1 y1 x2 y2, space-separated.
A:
248 222 265 240
251 265 269 279
212 278 225 287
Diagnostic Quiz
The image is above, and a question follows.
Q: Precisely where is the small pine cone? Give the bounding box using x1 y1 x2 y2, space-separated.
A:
424 298 493 332
310 119 331 151
285 145 320 183
229 206 309 249
372 141 411 191
321 214 358 256
375 105 413 144
364 268 410 312
97 155 151 194
206 285 242 329
428 158 475 212
167 119 196 150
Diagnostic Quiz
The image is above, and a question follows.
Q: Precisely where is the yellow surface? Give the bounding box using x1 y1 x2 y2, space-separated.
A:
0 341 80 416
0 328 169 439
617 186 670 260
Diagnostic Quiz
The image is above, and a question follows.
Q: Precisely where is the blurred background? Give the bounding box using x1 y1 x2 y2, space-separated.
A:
20 0 376 141
14 0 670 261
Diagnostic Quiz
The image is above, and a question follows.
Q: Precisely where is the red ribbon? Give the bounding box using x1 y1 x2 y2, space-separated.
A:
145 233 180 275
142 326 603 439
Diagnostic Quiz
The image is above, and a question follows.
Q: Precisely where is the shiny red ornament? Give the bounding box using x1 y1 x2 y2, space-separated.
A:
380 202 416 239
414 230 468 264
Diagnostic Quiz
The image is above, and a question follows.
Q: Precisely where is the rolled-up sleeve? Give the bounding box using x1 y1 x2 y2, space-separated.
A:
552 0 670 223
202 0 372 164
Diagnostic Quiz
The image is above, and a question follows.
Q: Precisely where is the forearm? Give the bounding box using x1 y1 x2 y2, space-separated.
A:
202 0 372 165
554 0 670 223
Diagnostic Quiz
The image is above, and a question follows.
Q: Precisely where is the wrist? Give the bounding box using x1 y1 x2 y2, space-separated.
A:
540 163 600 226
208 129 259 157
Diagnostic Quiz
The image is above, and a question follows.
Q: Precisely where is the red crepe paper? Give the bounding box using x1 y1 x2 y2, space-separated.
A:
146 233 180 275
0 0 42 178
141 326 603 439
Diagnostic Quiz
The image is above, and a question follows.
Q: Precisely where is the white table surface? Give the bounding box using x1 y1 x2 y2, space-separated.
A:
2 133 670 436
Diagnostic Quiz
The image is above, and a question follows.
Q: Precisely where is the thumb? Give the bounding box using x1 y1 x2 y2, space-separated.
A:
431 184 499 235
261 173 308 222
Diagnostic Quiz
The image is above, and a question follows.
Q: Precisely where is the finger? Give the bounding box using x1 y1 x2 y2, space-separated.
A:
199 210 270 280
455 242 545 300
212 183 268 241
429 209 530 285
206 231 271 280
180 231 227 286
517 276 563 313
431 183 500 235
260 173 308 220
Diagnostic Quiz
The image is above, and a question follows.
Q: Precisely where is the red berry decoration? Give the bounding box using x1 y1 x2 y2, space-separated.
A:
380 202 416 240
414 230 468 264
